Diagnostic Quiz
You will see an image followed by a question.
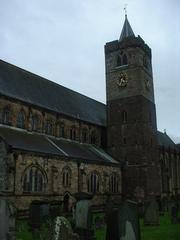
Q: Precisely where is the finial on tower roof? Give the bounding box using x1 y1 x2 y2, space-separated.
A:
119 5 135 42
124 4 128 18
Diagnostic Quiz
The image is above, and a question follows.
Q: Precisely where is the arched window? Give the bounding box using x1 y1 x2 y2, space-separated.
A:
70 127 76 140
30 114 39 131
62 167 71 187
23 166 46 193
122 110 127 123
17 110 25 128
90 130 97 144
87 172 100 193
45 120 53 135
122 54 128 65
59 123 65 138
82 129 88 143
109 173 119 193
2 106 11 124
117 56 122 66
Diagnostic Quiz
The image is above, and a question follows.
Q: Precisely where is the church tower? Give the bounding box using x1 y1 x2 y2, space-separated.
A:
105 14 161 200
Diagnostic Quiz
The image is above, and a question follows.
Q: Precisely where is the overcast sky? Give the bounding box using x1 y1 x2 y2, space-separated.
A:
0 0 180 142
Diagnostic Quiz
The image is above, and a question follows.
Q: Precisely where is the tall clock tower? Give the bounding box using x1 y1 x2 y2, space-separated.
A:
105 14 161 200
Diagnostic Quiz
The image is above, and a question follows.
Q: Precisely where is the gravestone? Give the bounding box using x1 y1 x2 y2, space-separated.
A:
0 141 8 191
170 203 178 224
0 198 16 240
161 197 168 212
50 200 62 219
29 201 44 229
73 192 95 240
118 200 141 240
106 200 141 240
105 195 119 240
144 198 159 225
106 208 119 240
0 198 8 240
94 215 104 229
52 216 79 240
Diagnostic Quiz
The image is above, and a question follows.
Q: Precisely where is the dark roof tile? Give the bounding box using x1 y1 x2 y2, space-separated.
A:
0 60 106 126
0 126 119 165
157 131 176 149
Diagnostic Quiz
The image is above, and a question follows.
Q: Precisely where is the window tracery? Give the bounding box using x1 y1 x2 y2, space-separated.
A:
45 120 53 135
87 172 100 193
82 128 88 143
70 127 76 140
23 166 46 193
109 173 119 193
2 106 11 124
62 167 71 187
17 110 25 128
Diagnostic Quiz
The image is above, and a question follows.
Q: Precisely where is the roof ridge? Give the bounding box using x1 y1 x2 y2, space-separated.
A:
0 59 105 107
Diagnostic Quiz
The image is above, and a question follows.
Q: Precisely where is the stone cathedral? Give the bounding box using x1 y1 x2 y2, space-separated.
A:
0 15 179 211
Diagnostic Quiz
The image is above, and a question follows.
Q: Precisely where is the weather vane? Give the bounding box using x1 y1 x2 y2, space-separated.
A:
124 4 128 17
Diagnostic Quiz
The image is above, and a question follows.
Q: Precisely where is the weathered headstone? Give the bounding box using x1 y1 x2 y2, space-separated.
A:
161 197 168 213
29 201 43 229
144 198 159 225
0 141 7 191
74 192 95 240
105 208 119 240
106 201 140 240
0 198 8 240
106 200 141 240
52 216 79 240
0 198 16 240
118 200 141 240
105 195 119 240
50 200 62 219
94 215 104 229
75 199 91 229
170 204 178 224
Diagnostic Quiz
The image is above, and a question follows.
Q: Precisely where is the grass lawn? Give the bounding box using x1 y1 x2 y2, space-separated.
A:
16 213 180 240
140 214 180 240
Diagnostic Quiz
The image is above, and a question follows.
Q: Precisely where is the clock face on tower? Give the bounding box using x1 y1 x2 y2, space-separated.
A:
116 72 128 88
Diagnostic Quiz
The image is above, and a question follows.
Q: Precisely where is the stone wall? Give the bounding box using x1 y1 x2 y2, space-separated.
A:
11 151 121 210
105 36 161 199
0 97 103 147
159 149 180 196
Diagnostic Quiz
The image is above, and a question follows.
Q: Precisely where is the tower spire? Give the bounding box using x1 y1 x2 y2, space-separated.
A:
119 7 135 42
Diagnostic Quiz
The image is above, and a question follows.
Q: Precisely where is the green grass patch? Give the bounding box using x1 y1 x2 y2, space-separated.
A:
140 214 180 240
16 212 180 240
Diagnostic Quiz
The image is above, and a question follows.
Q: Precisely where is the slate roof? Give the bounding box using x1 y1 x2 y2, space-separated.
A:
0 60 106 126
119 15 135 42
0 125 119 165
157 131 176 149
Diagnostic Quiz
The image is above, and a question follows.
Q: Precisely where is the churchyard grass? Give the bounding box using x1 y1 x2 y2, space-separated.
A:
140 213 180 240
16 212 180 240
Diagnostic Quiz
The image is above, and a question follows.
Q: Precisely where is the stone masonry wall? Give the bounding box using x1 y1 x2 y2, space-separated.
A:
0 97 103 147
12 152 121 210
